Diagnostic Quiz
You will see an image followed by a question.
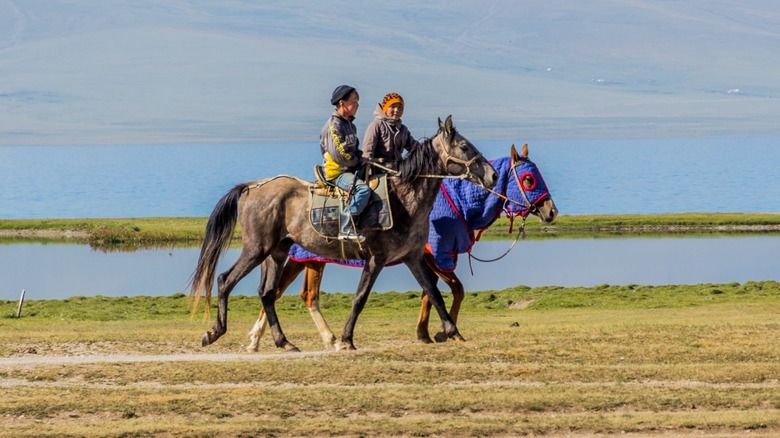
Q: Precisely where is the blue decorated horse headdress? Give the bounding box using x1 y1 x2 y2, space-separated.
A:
503 145 551 220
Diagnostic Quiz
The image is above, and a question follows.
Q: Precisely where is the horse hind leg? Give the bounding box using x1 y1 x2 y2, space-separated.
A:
246 311 268 353
248 260 340 351
259 249 300 352
416 254 439 343
203 247 265 347
433 271 464 343
406 255 465 343
416 273 463 343
416 290 435 344
247 259 306 352
417 254 462 343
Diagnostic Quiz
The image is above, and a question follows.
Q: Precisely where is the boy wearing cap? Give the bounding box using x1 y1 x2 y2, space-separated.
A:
362 92 420 171
320 85 370 242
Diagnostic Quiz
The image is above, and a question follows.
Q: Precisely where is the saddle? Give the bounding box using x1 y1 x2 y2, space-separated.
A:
310 165 383 195
309 166 393 240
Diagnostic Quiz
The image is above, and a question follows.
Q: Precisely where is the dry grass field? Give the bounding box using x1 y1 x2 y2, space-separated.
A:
1 282 779 437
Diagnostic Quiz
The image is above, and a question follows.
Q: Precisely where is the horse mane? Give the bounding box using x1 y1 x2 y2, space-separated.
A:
397 133 441 183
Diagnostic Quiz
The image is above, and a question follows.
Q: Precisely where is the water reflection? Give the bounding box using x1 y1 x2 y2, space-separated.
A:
2 236 779 300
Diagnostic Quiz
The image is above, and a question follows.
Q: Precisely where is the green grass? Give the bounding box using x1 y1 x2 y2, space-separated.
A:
4 281 779 322
3 213 780 248
0 283 778 436
481 212 780 239
0 217 208 246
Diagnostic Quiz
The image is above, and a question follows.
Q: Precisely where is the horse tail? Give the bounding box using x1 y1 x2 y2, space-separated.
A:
189 182 248 319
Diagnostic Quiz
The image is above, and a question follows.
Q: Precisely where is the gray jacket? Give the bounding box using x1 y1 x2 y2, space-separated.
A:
362 104 419 165
320 111 360 180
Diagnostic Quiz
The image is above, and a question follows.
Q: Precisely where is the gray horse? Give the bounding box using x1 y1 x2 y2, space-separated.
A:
189 116 497 351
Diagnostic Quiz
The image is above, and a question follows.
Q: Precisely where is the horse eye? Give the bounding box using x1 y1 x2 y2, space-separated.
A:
523 175 535 189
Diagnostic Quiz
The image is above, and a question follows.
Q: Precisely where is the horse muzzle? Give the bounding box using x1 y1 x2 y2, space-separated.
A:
535 198 558 223
472 161 498 189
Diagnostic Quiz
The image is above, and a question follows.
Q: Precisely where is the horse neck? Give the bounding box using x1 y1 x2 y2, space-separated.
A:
487 156 514 214
391 173 443 220
391 135 451 220
448 156 510 228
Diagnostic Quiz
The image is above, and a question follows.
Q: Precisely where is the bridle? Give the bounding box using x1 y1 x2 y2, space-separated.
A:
368 139 486 184
469 157 548 265
479 157 541 219
440 150 485 183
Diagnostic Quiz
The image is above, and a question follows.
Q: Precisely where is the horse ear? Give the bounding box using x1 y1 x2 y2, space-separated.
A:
438 115 454 138
510 144 520 163
522 143 529 157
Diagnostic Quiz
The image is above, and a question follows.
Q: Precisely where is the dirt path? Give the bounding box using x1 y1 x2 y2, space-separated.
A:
4 352 777 392
0 350 330 367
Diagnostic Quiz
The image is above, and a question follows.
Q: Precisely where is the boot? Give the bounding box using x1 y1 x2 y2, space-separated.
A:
338 209 365 243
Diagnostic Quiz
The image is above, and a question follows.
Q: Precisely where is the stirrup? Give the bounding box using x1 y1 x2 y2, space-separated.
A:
338 232 366 243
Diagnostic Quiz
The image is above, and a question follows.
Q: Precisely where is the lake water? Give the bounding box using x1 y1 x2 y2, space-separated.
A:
2 136 780 218
2 137 779 300
3 236 779 300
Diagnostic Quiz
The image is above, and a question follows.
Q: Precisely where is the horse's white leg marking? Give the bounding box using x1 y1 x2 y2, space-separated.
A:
308 303 340 350
246 313 269 352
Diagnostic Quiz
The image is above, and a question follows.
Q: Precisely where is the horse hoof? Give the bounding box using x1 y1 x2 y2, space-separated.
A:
452 334 466 342
245 345 259 353
283 344 300 353
338 343 357 351
201 332 212 347
417 336 434 344
433 332 448 343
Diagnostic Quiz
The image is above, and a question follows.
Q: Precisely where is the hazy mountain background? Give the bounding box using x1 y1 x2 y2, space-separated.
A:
2 0 779 144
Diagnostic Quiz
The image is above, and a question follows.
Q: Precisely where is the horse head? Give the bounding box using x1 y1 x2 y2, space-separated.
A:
435 115 498 189
505 144 558 223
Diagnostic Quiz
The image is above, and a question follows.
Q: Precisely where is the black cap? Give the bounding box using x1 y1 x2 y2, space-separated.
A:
330 85 356 106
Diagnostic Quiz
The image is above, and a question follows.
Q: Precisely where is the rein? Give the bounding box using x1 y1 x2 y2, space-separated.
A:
369 156 482 182
371 159 536 211
469 216 526 264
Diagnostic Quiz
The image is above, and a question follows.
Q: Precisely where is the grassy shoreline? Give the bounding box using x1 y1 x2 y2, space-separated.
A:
2 213 780 247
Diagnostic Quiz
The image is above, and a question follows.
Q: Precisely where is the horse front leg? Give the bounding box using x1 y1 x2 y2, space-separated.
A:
259 251 299 352
341 258 384 351
301 263 341 350
406 255 465 342
247 259 306 352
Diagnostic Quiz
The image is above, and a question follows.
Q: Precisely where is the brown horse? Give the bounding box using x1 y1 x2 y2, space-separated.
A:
246 144 557 351
189 116 497 351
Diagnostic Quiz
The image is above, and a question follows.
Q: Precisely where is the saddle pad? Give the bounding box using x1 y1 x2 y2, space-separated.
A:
308 173 393 239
